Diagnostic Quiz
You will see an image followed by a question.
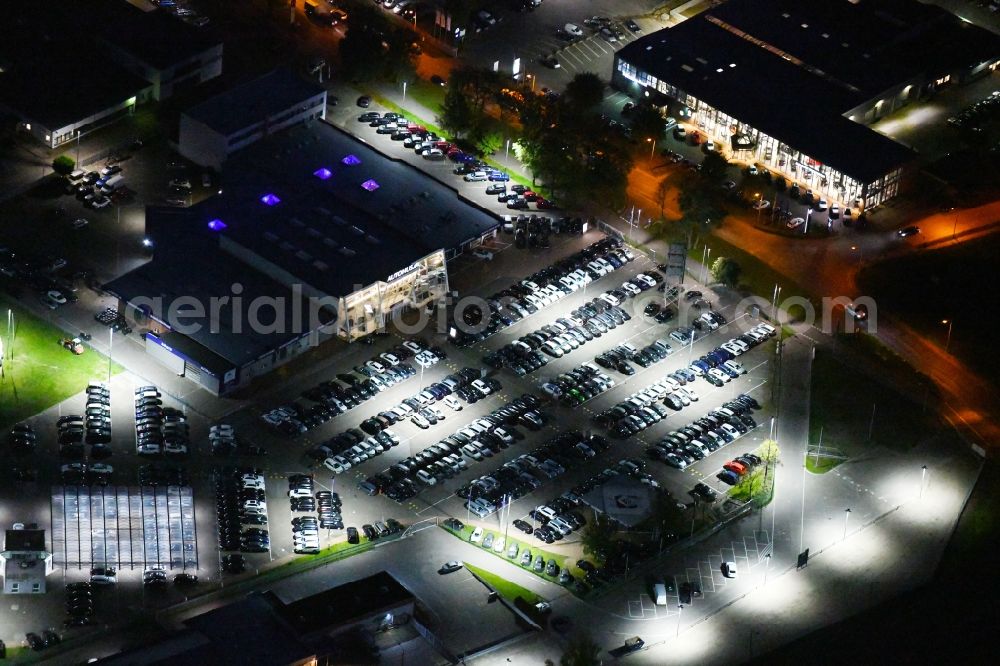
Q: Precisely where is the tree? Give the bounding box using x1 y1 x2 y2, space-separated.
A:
630 104 665 143
710 256 742 287
439 84 475 137
649 490 683 541
563 72 605 111
52 155 75 176
337 6 413 83
580 513 616 561
560 633 601 666
698 150 730 183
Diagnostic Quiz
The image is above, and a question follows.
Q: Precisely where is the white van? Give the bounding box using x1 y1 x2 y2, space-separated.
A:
99 174 124 194
653 581 667 606
68 169 86 183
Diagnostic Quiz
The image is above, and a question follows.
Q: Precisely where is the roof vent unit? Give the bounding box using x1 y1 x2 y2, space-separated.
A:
263 232 279 243
313 207 331 217
279 241 295 252
295 250 312 262
365 235 380 245
305 227 322 238
313 261 329 272
349 225 365 236
331 215 347 226
338 247 357 257
322 237 339 248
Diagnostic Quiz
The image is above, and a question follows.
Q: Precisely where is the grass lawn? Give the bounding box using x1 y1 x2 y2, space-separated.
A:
809 346 937 457
463 561 542 606
0 297 121 431
441 524 582 587
371 93 446 137
856 233 1000 387
683 235 818 312
805 454 844 474
370 93 546 197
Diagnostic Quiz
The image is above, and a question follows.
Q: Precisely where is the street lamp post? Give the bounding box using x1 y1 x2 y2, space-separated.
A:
941 319 953 352
754 193 762 224
919 465 928 500
402 81 408 101
763 552 771 586
843 507 851 540
647 137 655 159
704 248 712 284
676 603 684 638
107 327 113 383
504 138 511 165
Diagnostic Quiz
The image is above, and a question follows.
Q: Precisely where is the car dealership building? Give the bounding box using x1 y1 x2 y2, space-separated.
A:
106 121 499 395
613 0 1000 209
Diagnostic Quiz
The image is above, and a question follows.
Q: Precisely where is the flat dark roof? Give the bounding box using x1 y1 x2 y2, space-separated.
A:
271 571 414 635
184 68 325 136
158 121 498 297
710 0 1000 98
3 529 45 552
617 2 923 181
93 0 221 71
104 230 322 369
0 51 149 129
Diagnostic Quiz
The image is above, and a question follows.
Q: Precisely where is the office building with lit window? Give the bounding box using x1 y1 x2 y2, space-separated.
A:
614 0 1000 209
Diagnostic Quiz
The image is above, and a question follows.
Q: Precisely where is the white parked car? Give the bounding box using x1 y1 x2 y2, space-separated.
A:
443 396 463 411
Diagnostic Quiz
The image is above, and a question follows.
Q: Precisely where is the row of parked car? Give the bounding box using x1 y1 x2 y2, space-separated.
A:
289 475 321 554
318 427 401 475
360 394 542 504
216 468 270 554
462 430 610 521
8 423 36 456
450 236 630 347
683 321 775 388
356 364 489 438
266 340 432 436
595 360 700 437
646 394 761 472
134 385 189 455
541 362 616 407
60 462 113 485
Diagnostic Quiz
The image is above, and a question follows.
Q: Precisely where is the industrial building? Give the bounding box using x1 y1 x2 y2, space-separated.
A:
0 0 222 149
613 0 1000 209
179 68 328 169
1 526 54 595
105 120 499 395
94 572 437 666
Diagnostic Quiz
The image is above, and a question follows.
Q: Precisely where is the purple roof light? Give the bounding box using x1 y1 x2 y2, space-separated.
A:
207 219 227 231
313 167 332 180
361 179 380 192
342 154 361 166
260 193 281 206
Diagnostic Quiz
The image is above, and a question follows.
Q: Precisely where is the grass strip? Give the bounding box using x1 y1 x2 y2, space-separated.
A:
0 297 123 430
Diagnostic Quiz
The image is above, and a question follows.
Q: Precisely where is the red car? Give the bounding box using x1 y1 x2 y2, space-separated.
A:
523 190 539 202
723 461 748 476
536 198 555 209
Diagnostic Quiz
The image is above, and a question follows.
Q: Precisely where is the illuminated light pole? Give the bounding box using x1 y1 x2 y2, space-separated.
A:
843 507 851 540
402 81 408 101
647 137 655 159
505 138 511 165
676 603 684 638
763 552 771 586
941 319 953 352
703 248 712 284
754 193 762 224
920 465 928 500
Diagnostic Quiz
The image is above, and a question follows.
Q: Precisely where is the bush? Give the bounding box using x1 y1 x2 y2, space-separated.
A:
52 155 75 175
